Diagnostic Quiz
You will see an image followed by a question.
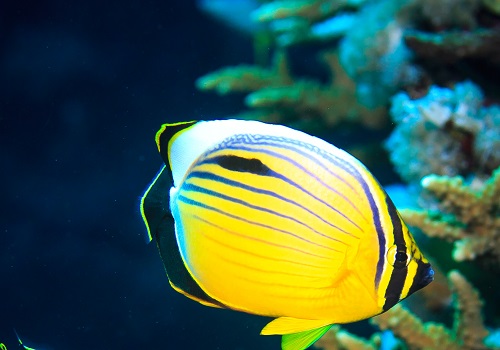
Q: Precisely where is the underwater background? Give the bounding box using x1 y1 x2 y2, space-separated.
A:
1 0 499 349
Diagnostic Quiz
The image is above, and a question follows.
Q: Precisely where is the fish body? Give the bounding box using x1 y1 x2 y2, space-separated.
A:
141 120 433 350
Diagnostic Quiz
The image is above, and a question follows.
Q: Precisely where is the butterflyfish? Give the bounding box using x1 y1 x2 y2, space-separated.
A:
141 119 434 350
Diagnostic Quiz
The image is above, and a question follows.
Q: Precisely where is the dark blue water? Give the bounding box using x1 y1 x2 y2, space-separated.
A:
0 0 438 349
0 1 283 349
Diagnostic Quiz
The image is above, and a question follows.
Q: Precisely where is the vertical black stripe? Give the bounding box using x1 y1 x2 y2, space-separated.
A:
249 135 388 289
382 194 408 310
386 195 405 247
382 266 408 311
200 132 388 288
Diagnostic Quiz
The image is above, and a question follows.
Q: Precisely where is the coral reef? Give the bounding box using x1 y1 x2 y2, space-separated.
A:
385 81 500 184
483 0 500 14
196 50 387 131
337 0 417 108
313 325 380 350
314 271 497 350
404 29 500 64
372 270 493 350
400 167 500 266
251 0 365 46
196 1 500 348
402 0 482 30
196 0 424 129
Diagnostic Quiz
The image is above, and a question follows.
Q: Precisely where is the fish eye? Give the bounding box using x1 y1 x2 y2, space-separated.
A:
395 251 407 262
387 245 410 268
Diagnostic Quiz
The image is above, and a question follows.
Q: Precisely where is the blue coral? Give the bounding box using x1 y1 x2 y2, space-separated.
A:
338 0 417 109
386 81 499 184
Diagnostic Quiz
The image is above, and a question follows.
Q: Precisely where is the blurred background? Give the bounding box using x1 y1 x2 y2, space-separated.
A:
5 0 498 348
0 1 283 349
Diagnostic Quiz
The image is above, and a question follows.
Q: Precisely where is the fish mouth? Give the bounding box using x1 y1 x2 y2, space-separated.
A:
408 261 434 296
420 263 434 286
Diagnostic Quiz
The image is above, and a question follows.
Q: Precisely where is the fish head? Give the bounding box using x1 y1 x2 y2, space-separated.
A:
380 221 434 312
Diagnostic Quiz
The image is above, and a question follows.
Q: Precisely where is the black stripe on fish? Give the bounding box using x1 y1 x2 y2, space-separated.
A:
382 266 408 311
407 260 434 297
383 194 408 311
211 135 385 287
212 155 271 175
200 154 359 237
143 167 226 308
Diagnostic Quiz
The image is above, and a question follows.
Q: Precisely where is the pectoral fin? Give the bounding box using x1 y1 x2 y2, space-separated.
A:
281 325 332 350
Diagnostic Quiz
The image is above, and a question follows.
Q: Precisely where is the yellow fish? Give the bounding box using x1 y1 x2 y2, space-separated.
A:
141 120 433 350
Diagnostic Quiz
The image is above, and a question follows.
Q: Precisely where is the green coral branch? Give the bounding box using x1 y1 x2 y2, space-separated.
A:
196 50 387 131
316 271 495 350
314 325 380 350
404 29 500 64
449 271 489 349
400 167 500 265
252 0 353 23
371 270 493 350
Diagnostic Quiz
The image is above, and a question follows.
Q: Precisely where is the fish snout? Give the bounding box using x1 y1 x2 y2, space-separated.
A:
410 261 434 295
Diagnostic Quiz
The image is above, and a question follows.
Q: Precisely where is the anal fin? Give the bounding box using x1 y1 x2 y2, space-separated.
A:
261 317 332 335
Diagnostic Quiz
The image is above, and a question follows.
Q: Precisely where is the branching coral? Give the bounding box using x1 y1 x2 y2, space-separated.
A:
196 0 424 128
371 270 493 350
400 167 500 266
315 271 495 350
396 0 500 82
402 0 482 30
196 50 387 131
313 325 380 350
404 29 500 64
251 0 366 46
194 2 500 350
483 0 500 14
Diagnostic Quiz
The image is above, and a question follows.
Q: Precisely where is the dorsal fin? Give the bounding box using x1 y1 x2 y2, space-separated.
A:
140 166 225 308
140 166 172 242
155 121 198 169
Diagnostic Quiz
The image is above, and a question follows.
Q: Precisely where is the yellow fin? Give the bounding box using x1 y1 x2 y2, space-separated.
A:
281 325 332 350
261 317 332 335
